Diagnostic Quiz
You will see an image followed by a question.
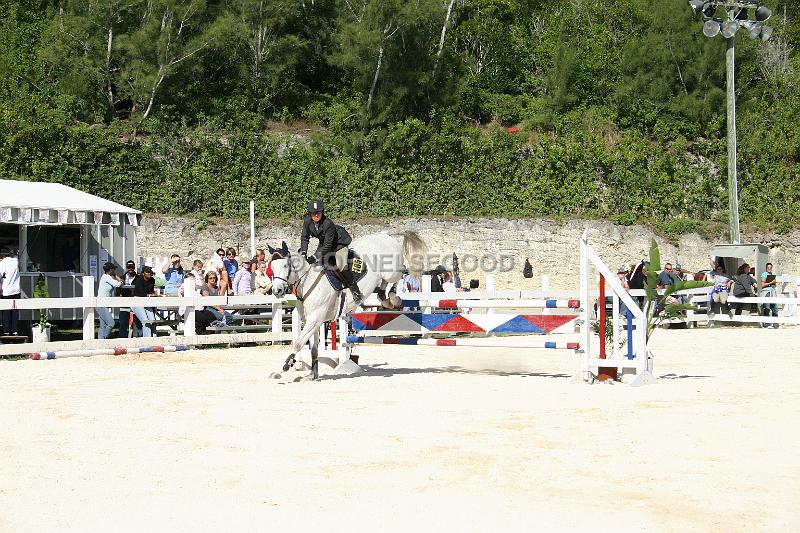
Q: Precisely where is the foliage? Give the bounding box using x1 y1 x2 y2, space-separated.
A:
0 0 797 227
642 238 712 342
33 274 50 329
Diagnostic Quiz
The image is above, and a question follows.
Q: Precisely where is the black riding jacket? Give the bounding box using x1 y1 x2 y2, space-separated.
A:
300 215 352 261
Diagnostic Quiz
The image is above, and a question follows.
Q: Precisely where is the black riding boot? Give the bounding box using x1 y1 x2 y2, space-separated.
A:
339 269 364 305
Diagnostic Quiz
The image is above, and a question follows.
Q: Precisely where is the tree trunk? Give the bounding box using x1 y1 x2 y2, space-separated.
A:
366 46 384 121
105 24 115 114
433 0 456 76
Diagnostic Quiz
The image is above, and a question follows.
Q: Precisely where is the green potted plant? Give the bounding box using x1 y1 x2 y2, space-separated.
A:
32 274 51 342
642 239 712 341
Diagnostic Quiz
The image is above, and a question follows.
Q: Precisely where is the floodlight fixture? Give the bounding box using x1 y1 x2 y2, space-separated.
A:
721 20 739 38
689 0 705 14
740 20 761 39
761 25 773 41
703 19 721 37
755 6 772 21
734 8 748 20
702 2 716 17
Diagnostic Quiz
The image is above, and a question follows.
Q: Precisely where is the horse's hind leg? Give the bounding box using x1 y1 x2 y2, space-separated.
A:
378 281 403 309
310 329 319 380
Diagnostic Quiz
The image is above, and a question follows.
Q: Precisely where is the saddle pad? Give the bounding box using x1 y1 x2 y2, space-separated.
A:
324 249 368 290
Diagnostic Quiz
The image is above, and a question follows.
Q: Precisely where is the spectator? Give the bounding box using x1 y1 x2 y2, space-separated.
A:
442 271 458 292
161 254 185 296
209 249 230 295
201 271 232 326
616 265 630 317
430 265 446 292
522 258 533 279
627 260 647 309
253 261 272 295
131 266 158 337
708 263 732 316
232 259 253 296
760 262 779 328
401 269 420 293
191 259 205 290
0 247 21 336
250 248 266 273
123 260 137 284
223 247 239 291
658 262 679 288
97 262 123 339
731 263 758 316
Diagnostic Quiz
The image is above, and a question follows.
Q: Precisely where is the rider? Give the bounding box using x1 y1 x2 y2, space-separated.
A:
299 200 364 304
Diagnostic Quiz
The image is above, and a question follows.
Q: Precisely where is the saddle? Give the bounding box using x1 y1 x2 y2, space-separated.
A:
324 249 368 290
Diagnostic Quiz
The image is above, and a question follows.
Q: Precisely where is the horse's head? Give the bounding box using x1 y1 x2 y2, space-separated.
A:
270 252 307 298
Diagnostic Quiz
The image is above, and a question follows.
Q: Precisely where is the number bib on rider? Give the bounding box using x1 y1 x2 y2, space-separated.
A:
351 258 365 275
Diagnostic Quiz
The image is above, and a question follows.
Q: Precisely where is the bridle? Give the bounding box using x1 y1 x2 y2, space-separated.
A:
272 254 323 302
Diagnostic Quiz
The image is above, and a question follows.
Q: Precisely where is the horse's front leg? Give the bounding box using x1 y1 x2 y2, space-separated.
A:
309 329 319 380
279 316 318 372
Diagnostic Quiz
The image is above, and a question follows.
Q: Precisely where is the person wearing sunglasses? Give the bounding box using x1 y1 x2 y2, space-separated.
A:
299 199 363 304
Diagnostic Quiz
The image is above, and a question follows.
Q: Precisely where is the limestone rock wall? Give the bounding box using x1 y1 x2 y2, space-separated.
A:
138 215 800 290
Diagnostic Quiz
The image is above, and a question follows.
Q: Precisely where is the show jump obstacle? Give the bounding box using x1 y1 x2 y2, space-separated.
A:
308 231 655 386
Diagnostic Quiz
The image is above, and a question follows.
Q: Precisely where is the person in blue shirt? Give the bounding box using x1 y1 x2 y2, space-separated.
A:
161 254 185 296
223 247 238 291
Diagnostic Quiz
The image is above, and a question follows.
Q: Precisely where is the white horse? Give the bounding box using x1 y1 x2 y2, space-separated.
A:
270 231 425 380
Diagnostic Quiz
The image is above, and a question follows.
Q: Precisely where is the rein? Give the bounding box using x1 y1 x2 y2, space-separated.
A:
274 256 325 302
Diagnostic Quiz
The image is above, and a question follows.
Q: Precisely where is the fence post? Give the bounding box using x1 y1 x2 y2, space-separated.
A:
82 276 95 341
421 275 432 314
486 275 496 314
579 231 590 380
183 279 195 337
541 275 550 291
271 300 283 337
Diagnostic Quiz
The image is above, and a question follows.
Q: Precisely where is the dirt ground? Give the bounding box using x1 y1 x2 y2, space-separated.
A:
1 327 798 532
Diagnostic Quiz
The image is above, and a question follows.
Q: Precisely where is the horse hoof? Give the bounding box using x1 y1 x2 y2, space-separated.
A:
282 354 296 372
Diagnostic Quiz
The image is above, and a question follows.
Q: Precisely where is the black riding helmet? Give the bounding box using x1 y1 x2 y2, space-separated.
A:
307 200 325 214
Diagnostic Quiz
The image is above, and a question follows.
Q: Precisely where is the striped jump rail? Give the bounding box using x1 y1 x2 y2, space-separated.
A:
351 312 579 335
397 298 581 310
30 345 191 360
347 335 579 350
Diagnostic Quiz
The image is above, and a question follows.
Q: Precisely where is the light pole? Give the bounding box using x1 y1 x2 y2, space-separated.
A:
688 0 773 244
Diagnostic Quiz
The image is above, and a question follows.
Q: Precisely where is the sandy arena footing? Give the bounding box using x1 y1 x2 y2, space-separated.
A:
1 327 798 532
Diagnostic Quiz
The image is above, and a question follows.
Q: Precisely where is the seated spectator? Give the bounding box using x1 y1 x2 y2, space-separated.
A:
401 269 420 293
161 254 185 296
708 263 732 315
253 261 272 295
123 260 137 285
250 249 266 273
731 262 758 316
658 262 679 288
760 262 779 328
201 271 232 326
442 271 458 292
430 265 447 292
208 249 230 295
232 259 253 296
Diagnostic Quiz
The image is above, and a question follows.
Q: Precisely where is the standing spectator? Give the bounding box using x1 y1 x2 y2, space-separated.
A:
161 254 185 296
522 258 533 279
62 236 79 271
223 247 239 292
232 259 253 295
760 262 779 328
123 260 137 284
131 266 158 337
191 259 205 290
627 260 646 309
0 247 21 336
97 262 122 339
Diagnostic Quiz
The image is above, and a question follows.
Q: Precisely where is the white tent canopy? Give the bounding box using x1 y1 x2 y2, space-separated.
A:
0 179 141 226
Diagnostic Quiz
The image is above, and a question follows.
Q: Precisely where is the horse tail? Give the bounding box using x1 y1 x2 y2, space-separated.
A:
400 231 426 272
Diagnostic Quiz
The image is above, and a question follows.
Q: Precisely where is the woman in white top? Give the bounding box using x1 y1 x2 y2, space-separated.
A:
97 262 123 339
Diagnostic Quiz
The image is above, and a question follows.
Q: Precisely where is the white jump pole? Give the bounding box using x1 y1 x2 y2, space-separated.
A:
249 199 256 259
183 278 196 336
82 276 95 341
